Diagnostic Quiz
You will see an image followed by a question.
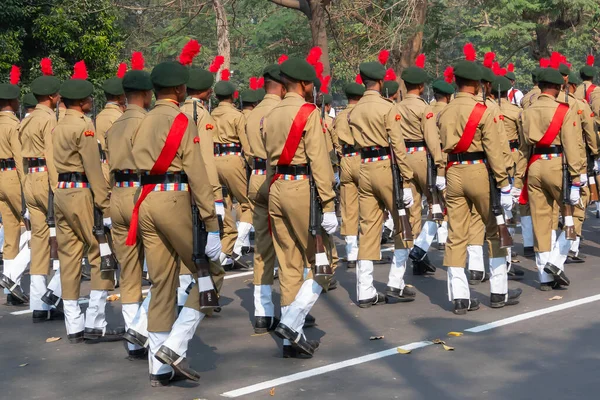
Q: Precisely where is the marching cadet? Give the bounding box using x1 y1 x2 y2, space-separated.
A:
322 93 341 165
575 55 599 102
438 44 521 315
522 62 545 110
22 93 38 117
106 52 152 359
53 61 120 342
19 58 64 320
211 70 254 265
334 80 365 269
128 58 222 385
515 66 583 290
246 64 285 333
505 64 523 106
96 64 127 182
349 61 416 307
240 89 259 116
398 55 446 276
264 57 337 358
0 66 27 305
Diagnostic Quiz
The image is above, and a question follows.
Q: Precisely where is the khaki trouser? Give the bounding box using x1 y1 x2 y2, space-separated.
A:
54 188 114 300
110 187 143 304
0 170 22 260
215 155 252 224
221 188 237 255
269 179 315 306
23 171 51 275
101 162 110 187
340 155 360 236
358 160 409 260
444 163 506 267
573 184 589 236
467 210 485 246
406 150 431 238
249 174 277 286
526 157 563 252
138 191 202 332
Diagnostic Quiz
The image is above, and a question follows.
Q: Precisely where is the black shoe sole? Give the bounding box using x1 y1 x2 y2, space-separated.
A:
384 292 416 302
453 304 480 315
507 274 524 280
274 325 315 357
123 330 148 348
154 349 201 382
543 264 570 286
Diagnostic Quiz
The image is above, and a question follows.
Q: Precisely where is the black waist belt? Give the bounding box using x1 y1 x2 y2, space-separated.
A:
214 143 242 155
360 146 391 159
447 151 486 163
405 140 426 148
0 158 16 169
26 158 46 167
533 145 562 155
275 165 310 175
113 170 139 183
509 140 519 150
140 172 188 185
58 172 88 183
253 158 266 170
342 144 358 155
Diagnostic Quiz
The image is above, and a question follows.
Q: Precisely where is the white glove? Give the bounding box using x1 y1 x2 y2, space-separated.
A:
594 159 600 173
215 202 225 218
500 185 513 211
205 232 222 261
23 208 30 220
580 173 588 187
321 212 338 234
570 185 581 205
403 188 414 208
510 186 521 202
435 176 446 191
103 217 112 229
334 172 340 188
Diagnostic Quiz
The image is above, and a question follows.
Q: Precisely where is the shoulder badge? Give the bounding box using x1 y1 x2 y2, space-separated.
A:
395 114 401 121
591 113 595 118
499 115 505 121
573 121 577 126
84 130 94 137
577 109 583 115
193 136 200 144
493 117 497 123
206 123 214 130
425 112 434 119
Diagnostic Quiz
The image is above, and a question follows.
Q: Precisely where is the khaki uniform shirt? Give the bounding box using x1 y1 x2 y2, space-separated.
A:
53 109 110 212
106 104 146 175
588 88 600 131
242 109 253 118
180 98 223 202
348 90 413 182
95 103 123 152
131 99 218 232
522 86 541 109
263 92 336 212
333 104 355 147
19 104 59 189
437 92 509 187
323 114 340 166
572 95 598 173
575 80 600 102
211 102 250 162
0 111 24 183
500 101 523 176
397 93 445 174
245 93 280 160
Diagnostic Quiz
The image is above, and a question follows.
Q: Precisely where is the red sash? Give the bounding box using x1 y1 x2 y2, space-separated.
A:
126 113 189 245
447 103 487 168
586 84 597 103
508 89 516 102
518 103 569 205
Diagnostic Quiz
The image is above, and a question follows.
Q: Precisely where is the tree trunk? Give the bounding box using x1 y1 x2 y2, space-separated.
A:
213 0 231 78
309 0 330 76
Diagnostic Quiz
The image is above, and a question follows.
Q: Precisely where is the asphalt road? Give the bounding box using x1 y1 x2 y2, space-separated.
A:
1 214 600 400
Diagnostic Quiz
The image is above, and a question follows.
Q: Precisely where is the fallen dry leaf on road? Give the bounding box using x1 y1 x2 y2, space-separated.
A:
45 337 61 343
369 335 384 340
432 339 444 344
250 333 268 337
19 363 28 367
549 295 563 301
396 347 411 354
107 294 120 302
442 344 455 351
269 387 275 396
448 332 463 337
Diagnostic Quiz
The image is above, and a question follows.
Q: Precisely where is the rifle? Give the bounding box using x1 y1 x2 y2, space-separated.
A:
488 169 513 248
426 152 444 221
388 138 413 241
94 207 117 272
587 152 599 202
308 171 333 290
55 100 60 121
562 152 577 240
21 189 31 248
46 186 59 268
191 198 219 308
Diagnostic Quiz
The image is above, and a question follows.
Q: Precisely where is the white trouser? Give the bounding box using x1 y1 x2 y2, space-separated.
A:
548 231 571 272
467 245 484 272
219 252 234 267
233 222 253 256
356 260 376 301
3 259 14 295
447 267 470 301
12 246 31 283
47 267 62 297
63 300 84 334
149 332 172 375
345 236 358 262
506 247 512 271
489 257 508 294
162 307 204 358
254 285 274 317
384 213 394 232
536 251 552 283
18 230 30 250
177 275 193 307
387 249 408 290
570 236 580 256
551 230 557 250
280 279 322 335
122 303 142 351
130 292 150 344
414 221 437 253
281 305 290 346
521 216 534 248
29 275 49 311
84 290 108 330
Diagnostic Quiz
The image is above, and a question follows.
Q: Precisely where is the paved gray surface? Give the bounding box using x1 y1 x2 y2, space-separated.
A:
1 215 600 400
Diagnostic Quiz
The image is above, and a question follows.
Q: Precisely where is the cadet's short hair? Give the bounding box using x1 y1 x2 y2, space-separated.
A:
404 82 421 92
455 76 479 89
361 77 378 89
538 81 562 91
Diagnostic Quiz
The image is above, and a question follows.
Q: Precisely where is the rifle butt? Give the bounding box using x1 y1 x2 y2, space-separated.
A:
398 211 413 241
589 178 599 202
562 205 577 240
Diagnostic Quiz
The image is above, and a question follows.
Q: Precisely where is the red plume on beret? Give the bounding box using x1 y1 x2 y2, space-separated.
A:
550 52 561 69
306 47 322 66
415 54 425 68
314 61 324 78
277 54 288 65
220 69 230 81
384 68 396 81
131 52 145 71
209 55 225 73
320 75 331 94
9 66 20 85
233 90 239 99
257 77 264 88
40 58 53 76
443 66 454 83
178 39 201 66
491 61 500 75
249 77 258 90
499 68 507 76
483 52 495 68
507 63 515 72
463 43 476 61
116 63 127 78
587 55 595 66
72 60 88 79
355 74 363 84
540 58 550 68
378 49 390 65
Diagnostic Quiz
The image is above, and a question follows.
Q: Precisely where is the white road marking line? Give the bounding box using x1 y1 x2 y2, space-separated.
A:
220 293 600 398
225 271 254 280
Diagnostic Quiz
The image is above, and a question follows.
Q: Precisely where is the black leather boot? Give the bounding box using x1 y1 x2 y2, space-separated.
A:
453 298 480 315
254 316 279 334
490 289 522 308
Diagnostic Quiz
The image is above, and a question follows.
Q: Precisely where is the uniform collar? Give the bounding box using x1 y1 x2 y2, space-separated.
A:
455 92 476 99
65 109 85 118
155 99 181 110
283 92 305 100
537 93 556 101
105 102 122 111
263 93 281 101
0 111 18 122
35 103 55 115
363 90 381 97
218 101 236 109
126 104 147 114
346 104 356 110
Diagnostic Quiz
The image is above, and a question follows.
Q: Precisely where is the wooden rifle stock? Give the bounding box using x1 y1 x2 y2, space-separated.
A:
308 174 332 289
426 153 445 221
191 198 219 308
46 187 59 264
388 142 413 241
21 189 31 233
488 169 513 248
562 153 577 240
586 147 599 202
93 207 118 272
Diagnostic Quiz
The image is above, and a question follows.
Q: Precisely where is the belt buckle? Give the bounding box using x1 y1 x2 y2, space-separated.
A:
455 153 464 163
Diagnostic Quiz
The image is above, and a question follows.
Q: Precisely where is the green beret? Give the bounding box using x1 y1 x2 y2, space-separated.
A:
280 57 316 82
580 65 596 79
0 84 20 100
538 68 564 85
102 77 124 96
401 66 428 85
313 78 321 93
453 60 482 81
123 70 153 91
59 79 94 100
359 62 386 80
480 66 496 83
151 61 189 88
568 71 582 86
263 64 282 83
23 92 38 108
240 89 259 104
432 78 455 95
491 76 512 93
214 80 236 97
187 69 214 91
532 67 543 83
383 81 400 97
256 88 266 102
344 83 365 97
505 72 516 81
31 76 61 96
558 64 570 76
323 94 333 105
